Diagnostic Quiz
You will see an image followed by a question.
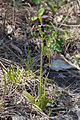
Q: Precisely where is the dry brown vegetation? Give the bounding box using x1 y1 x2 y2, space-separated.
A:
0 0 80 120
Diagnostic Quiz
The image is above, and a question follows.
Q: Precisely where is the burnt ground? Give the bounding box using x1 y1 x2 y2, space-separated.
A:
0 0 80 120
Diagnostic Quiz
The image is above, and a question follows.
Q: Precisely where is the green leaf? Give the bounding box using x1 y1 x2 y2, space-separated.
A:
31 16 37 21
54 44 61 52
49 22 56 31
36 98 41 108
48 109 52 116
56 90 61 94
33 104 42 111
41 97 52 109
22 91 35 104
38 8 45 16
27 42 33 72
73 54 79 65
32 0 40 5
31 32 36 36
36 91 48 109
38 82 43 99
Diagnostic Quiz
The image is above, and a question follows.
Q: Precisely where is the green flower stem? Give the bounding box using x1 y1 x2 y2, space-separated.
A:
40 28 44 86
38 16 44 98
39 16 43 26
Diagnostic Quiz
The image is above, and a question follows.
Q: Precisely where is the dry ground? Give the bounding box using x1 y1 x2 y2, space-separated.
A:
0 0 80 120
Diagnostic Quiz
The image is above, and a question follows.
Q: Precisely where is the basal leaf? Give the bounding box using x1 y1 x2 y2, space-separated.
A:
41 97 52 109
22 91 35 104
38 82 43 99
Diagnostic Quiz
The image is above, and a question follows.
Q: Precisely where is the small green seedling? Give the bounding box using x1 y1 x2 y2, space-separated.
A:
47 22 65 52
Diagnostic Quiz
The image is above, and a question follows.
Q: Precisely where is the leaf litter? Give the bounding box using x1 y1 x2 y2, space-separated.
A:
0 0 80 120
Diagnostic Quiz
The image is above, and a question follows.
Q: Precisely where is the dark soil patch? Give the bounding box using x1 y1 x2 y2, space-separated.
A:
48 69 80 93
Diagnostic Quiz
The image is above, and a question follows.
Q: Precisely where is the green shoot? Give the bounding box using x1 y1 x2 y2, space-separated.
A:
22 8 52 111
